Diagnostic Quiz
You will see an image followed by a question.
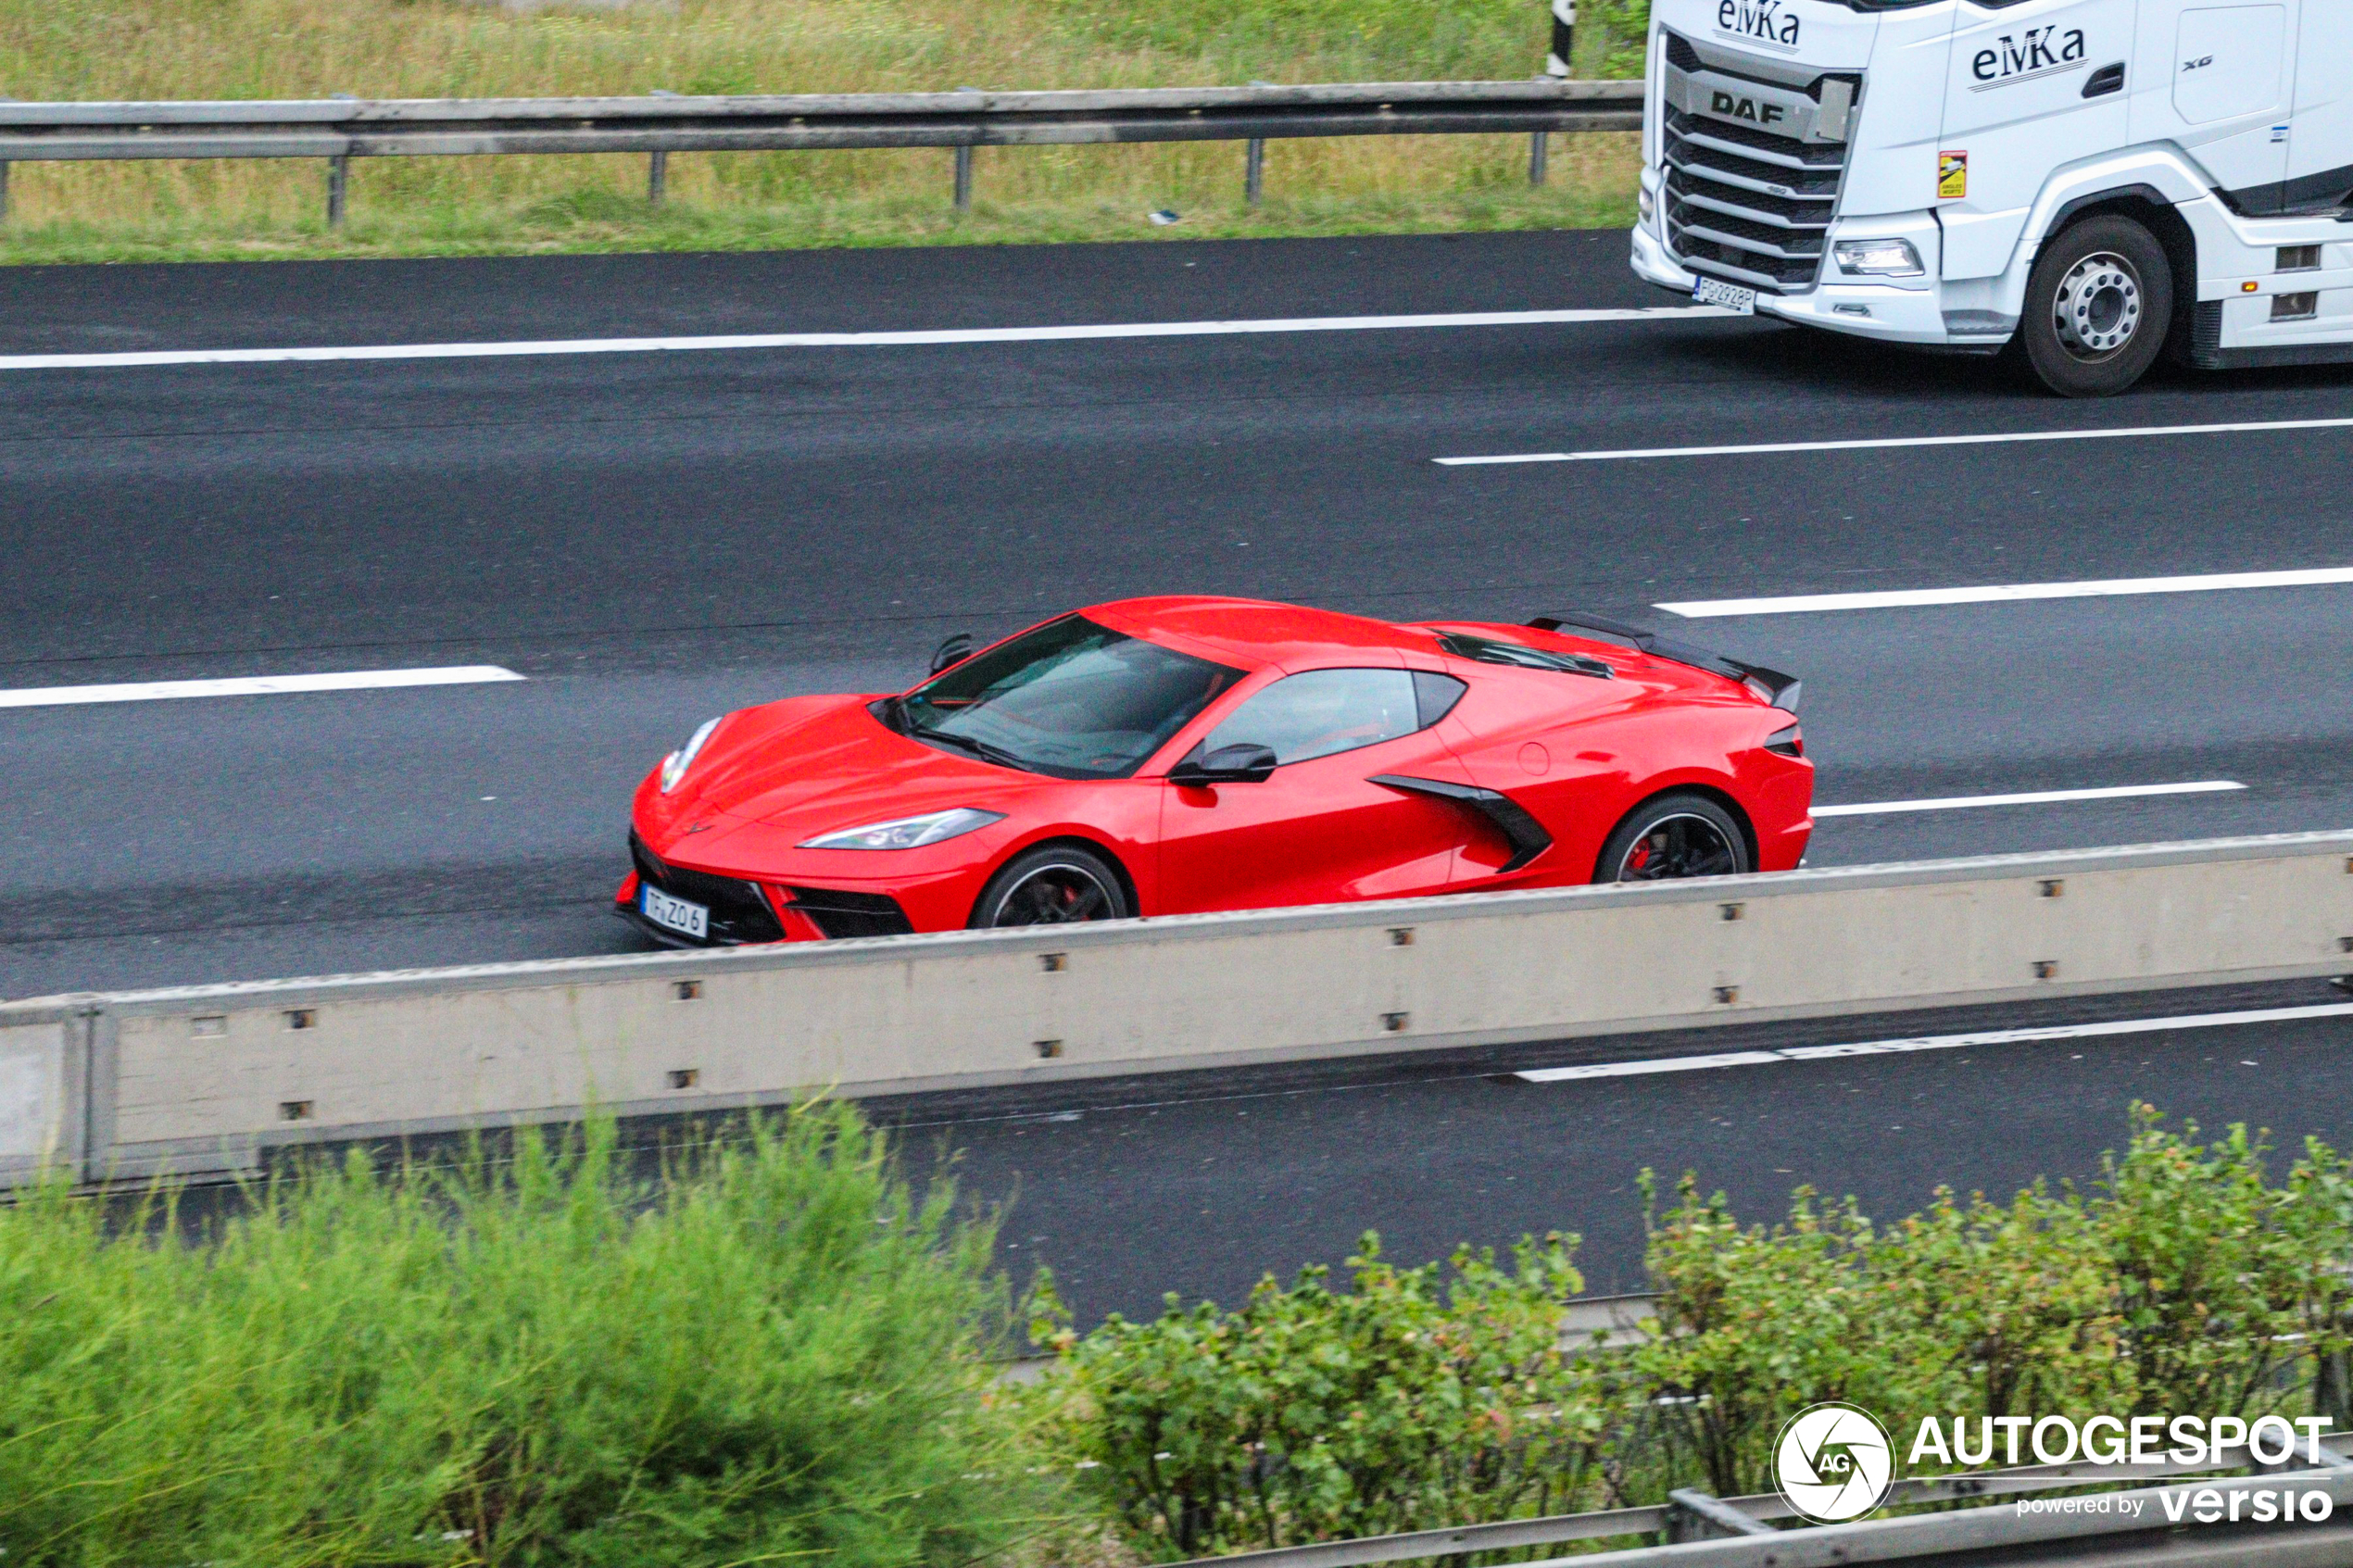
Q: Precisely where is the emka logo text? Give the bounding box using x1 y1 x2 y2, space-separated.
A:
1971 26 2090 85
1718 0 1799 51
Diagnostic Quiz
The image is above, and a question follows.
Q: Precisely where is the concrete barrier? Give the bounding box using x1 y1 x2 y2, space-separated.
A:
6 831 2350 1185
0 997 90 1185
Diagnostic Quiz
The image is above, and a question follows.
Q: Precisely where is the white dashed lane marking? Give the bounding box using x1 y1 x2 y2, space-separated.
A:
1516 1003 2353 1083
1436 418 2353 468
0 308 1730 371
0 666 524 708
1813 782 2246 818
1657 566 2353 618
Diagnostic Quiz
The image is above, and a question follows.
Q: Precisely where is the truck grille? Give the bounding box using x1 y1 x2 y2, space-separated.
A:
1659 52 1855 295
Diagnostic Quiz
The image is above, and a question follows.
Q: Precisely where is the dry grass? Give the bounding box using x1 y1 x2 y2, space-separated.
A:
0 0 1640 261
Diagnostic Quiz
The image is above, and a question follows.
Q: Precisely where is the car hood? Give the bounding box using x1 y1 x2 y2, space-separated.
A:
661 693 1052 842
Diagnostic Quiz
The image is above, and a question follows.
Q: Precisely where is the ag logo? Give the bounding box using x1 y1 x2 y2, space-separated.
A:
1774 1402 1895 1524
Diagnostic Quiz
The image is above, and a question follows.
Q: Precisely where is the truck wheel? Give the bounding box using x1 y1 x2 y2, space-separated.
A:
2017 215 2173 397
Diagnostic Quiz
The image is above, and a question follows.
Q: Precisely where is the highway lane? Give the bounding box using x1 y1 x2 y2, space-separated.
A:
5 229 2351 994
887 981 2353 1325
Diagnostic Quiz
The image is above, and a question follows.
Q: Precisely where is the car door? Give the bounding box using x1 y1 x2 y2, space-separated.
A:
1152 666 1489 914
1937 0 2137 280
2132 0 2296 212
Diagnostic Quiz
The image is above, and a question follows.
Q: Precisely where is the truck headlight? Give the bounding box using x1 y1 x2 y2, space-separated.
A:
1833 238 1924 278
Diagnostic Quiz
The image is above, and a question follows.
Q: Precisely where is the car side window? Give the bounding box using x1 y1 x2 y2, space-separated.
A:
1202 668 1423 767
1413 671 1467 727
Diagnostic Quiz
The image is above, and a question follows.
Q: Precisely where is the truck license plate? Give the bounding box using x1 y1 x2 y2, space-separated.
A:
641 884 710 939
1693 277 1757 315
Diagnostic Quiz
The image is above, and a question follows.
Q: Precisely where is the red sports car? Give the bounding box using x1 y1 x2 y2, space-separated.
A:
617 597 1811 945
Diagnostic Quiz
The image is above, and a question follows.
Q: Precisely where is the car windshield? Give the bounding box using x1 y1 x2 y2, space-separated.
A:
892 614 1245 779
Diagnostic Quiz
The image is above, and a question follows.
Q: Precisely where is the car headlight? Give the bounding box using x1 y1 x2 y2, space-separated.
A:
1833 238 1924 278
799 807 1005 850
659 717 723 795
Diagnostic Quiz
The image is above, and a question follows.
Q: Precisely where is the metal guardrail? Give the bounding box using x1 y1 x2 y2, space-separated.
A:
0 79 1644 227
1158 1447 2353 1568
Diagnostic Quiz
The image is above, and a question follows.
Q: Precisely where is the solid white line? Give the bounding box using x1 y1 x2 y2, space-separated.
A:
1433 416 2353 467
1516 1002 2353 1083
0 666 525 709
1811 781 2246 819
1657 565 2353 618
0 308 1730 371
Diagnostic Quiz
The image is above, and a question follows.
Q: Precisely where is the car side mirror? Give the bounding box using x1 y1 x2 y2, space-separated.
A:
929 633 975 675
1169 743 1277 785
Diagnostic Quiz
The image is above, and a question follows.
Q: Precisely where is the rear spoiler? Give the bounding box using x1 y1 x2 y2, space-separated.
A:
1526 613 1802 712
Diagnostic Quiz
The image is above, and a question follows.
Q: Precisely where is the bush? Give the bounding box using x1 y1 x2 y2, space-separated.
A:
1037 1233 1603 1557
1047 1103 2353 1554
1629 1106 2353 1499
0 1107 1048 1568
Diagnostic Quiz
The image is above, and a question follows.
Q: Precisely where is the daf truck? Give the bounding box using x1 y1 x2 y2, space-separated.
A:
1629 1 2353 395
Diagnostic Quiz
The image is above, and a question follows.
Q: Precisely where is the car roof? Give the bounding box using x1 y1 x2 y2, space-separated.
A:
1084 596 1424 668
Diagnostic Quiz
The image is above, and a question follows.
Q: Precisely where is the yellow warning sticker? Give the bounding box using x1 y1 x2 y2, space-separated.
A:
1938 150 1969 199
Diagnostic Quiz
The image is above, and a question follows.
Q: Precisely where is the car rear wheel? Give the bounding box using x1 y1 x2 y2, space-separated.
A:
1596 794 1751 883
970 845 1131 928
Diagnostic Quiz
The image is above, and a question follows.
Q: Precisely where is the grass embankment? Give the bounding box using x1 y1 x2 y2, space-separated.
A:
0 1109 1057 1568
0 0 1642 264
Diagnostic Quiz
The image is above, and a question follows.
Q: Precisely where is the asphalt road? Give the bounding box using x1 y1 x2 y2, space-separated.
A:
879 980 2353 1323
13 226 2347 1323
6 230 2350 996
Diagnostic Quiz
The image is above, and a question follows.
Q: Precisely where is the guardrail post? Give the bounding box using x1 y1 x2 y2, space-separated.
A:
953 144 974 212
647 89 679 207
324 93 357 232
1245 138 1265 207
0 160 9 225
1529 130 1549 185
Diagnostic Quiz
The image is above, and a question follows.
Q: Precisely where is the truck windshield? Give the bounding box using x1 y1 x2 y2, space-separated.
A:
890 614 1244 779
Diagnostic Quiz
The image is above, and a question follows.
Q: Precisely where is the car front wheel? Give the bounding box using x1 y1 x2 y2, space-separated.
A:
1595 794 1752 883
970 845 1131 928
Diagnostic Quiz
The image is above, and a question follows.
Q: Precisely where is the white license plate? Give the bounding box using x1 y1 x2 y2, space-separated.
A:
640 884 710 939
1693 277 1757 315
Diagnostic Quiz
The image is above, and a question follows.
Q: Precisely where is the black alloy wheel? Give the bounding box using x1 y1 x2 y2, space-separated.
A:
971 845 1131 928
1596 793 1752 883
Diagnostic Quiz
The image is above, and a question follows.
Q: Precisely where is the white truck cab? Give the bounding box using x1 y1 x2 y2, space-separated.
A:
1629 0 2353 395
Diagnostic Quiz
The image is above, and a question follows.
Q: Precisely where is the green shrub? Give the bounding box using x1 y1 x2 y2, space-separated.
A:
1626 1175 1884 1499
1627 1107 2353 1499
1038 1233 1602 1556
0 1107 1047 1568
2095 1109 2322 1422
